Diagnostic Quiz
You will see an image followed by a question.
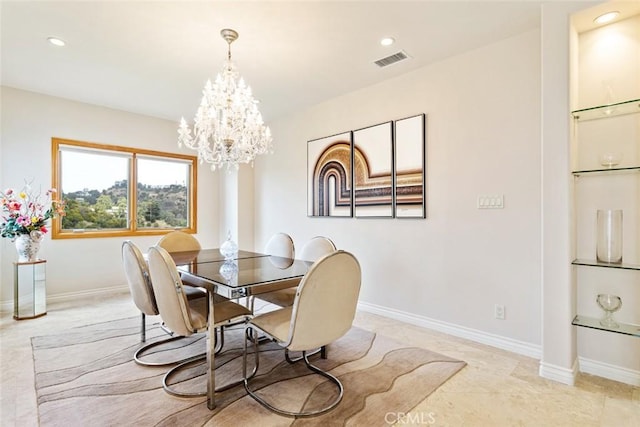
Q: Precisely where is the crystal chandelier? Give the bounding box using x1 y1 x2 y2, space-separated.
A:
178 29 272 171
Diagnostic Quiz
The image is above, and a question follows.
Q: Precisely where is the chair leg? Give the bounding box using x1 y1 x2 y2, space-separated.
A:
141 313 146 342
244 329 343 417
163 324 258 398
242 327 260 387
214 326 224 354
136 312 198 367
284 345 327 364
162 353 208 397
135 335 196 367
243 326 261 394
248 295 256 313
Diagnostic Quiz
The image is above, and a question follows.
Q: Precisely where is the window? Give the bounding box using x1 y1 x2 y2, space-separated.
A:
52 138 197 239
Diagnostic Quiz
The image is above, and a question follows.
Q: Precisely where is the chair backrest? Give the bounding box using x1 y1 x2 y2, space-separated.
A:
147 245 202 337
299 236 336 262
286 250 361 352
122 240 158 316
157 231 201 252
264 232 295 258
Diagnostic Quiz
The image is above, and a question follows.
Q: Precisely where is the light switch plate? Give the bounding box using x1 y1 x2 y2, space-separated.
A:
477 194 504 209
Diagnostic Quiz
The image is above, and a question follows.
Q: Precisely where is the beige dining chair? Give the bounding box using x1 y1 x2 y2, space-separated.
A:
243 250 361 417
257 236 337 363
157 230 201 252
158 230 248 352
256 236 336 308
248 232 296 312
264 232 295 258
121 240 205 366
157 231 209 291
147 245 253 398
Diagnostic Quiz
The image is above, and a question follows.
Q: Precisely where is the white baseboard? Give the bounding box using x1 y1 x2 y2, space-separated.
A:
539 359 578 386
357 302 639 387
357 301 542 359
578 357 640 386
0 285 129 313
1 300 12 314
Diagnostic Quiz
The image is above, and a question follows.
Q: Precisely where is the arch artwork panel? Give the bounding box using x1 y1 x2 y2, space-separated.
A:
394 114 426 218
353 121 393 217
307 132 353 217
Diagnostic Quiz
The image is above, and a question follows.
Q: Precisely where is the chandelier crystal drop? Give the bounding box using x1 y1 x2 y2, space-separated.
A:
178 29 272 171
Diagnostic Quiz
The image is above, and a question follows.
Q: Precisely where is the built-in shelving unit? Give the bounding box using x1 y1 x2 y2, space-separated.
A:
571 98 640 338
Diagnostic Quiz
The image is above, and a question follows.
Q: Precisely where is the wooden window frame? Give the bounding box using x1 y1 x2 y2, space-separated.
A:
51 137 197 239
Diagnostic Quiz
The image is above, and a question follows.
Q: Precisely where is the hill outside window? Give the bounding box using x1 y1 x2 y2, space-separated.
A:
51 138 197 239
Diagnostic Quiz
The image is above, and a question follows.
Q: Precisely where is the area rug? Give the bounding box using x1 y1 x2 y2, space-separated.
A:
32 316 466 426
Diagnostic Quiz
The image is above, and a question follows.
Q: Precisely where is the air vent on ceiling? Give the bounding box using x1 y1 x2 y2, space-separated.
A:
374 50 411 68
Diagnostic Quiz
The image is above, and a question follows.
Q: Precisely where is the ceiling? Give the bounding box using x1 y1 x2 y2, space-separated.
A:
1 1 634 124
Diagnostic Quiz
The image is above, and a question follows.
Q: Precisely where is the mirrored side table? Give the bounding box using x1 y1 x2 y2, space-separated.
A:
13 259 47 320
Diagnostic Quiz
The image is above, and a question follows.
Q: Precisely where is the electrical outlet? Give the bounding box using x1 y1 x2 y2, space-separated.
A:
494 304 505 320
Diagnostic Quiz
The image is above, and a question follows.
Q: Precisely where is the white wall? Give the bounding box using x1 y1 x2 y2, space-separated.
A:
255 30 543 345
0 87 220 303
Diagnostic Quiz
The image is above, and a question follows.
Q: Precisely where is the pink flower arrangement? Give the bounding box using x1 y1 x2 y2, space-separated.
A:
0 183 66 239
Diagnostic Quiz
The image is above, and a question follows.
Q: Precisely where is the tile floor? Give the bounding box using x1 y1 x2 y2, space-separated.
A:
1 292 638 426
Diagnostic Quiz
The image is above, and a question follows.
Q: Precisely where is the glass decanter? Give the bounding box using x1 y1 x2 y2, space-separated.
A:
219 230 238 260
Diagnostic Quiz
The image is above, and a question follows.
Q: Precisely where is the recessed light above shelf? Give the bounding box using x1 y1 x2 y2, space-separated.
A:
593 11 619 25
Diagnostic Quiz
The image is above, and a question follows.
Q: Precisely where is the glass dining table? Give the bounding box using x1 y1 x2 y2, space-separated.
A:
168 248 312 410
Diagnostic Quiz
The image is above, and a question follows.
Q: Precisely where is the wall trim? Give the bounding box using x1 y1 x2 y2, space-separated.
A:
0 285 129 314
357 300 542 359
539 359 578 386
578 357 640 387
359 301 639 387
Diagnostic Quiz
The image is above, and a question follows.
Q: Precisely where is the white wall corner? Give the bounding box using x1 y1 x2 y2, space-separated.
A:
539 358 578 386
358 301 541 359
578 357 640 387
540 0 582 384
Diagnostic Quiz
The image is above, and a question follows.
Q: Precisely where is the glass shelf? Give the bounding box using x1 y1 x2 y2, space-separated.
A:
572 166 640 176
572 259 640 271
572 315 640 337
571 99 640 122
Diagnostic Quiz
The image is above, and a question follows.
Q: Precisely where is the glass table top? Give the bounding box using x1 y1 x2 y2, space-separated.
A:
169 248 266 265
174 251 312 289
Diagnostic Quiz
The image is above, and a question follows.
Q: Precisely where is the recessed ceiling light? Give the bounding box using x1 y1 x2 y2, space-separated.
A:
594 11 619 25
47 37 66 47
380 37 395 47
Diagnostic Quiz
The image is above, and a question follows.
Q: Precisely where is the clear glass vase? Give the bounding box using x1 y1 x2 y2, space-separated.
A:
596 209 622 264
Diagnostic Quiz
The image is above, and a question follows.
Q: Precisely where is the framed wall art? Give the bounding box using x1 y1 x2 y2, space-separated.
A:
353 121 393 218
394 114 426 218
307 131 353 217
